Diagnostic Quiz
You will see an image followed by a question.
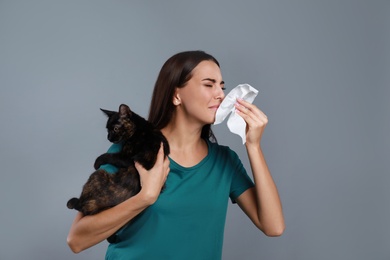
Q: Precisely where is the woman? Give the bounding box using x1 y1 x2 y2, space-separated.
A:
67 50 285 259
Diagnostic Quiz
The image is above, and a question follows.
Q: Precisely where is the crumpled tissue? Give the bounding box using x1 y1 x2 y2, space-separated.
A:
213 83 259 144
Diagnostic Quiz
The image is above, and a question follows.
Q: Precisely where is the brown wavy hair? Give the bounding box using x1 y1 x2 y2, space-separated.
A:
148 50 219 142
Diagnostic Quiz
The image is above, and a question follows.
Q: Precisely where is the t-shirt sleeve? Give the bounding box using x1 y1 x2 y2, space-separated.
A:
228 149 255 203
98 143 123 174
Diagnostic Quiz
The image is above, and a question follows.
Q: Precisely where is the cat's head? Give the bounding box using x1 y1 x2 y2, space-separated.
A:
100 104 135 143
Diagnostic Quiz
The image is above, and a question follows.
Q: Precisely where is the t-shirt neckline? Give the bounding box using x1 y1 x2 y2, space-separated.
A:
168 139 212 171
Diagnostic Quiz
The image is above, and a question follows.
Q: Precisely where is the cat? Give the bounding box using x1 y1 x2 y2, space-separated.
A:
67 104 169 242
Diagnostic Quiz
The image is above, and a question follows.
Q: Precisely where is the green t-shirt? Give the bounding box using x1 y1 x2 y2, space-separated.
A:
102 140 254 260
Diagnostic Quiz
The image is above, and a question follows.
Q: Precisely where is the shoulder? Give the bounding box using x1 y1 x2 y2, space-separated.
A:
207 140 240 161
107 142 123 153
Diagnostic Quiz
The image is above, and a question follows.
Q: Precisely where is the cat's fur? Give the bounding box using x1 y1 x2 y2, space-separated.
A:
67 103 169 220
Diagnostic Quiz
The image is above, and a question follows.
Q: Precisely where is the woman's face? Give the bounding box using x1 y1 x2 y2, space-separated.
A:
175 60 225 125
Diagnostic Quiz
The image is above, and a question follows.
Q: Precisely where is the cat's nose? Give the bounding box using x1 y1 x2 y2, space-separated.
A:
108 133 114 142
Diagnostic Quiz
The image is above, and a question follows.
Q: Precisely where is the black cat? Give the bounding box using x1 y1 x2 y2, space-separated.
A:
67 103 169 228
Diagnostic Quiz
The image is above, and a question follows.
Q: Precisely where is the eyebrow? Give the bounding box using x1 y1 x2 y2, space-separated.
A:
202 78 225 85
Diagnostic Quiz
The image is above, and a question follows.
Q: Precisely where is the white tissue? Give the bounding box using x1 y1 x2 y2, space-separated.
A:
214 83 259 144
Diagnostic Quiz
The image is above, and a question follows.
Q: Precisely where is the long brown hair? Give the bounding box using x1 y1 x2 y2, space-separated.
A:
148 50 219 141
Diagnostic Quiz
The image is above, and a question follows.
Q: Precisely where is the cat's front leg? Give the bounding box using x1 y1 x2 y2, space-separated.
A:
94 153 133 170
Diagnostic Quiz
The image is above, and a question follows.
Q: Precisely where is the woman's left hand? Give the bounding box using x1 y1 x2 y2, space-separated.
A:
234 98 268 146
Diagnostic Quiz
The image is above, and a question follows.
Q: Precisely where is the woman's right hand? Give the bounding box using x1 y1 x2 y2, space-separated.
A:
135 143 170 204
67 143 170 253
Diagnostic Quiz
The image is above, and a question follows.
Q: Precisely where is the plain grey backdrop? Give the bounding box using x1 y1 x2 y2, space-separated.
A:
0 1 389 259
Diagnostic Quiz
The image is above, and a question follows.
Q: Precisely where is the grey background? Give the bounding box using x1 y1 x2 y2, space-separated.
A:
0 1 389 259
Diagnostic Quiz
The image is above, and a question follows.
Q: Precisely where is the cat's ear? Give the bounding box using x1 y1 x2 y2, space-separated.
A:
119 104 132 117
100 108 116 118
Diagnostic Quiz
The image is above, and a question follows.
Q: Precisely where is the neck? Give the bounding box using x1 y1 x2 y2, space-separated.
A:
160 110 211 167
161 121 204 150
162 122 209 167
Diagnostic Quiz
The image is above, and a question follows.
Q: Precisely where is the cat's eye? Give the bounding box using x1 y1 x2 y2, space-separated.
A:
114 126 119 132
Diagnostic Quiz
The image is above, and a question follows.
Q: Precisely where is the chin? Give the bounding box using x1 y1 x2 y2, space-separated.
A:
200 111 217 125
206 118 216 125
200 119 214 126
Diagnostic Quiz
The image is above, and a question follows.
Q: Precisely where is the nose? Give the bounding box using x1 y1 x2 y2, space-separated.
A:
215 87 225 101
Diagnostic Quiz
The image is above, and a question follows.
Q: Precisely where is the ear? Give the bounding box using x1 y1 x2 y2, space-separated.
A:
172 88 181 106
100 108 116 118
119 104 132 117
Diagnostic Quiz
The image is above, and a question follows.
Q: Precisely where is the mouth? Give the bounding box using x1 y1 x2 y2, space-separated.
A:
209 105 220 110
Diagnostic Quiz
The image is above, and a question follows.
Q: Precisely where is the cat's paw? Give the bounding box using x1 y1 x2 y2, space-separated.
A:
67 198 80 210
94 154 108 169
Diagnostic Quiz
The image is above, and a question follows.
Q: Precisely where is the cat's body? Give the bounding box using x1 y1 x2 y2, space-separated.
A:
67 103 169 217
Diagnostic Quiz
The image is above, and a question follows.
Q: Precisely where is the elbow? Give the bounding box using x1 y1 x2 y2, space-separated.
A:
261 223 285 237
67 234 83 254
264 228 284 237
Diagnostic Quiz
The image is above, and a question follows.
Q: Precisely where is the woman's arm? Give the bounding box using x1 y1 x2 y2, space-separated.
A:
234 98 285 236
67 145 170 253
67 192 153 253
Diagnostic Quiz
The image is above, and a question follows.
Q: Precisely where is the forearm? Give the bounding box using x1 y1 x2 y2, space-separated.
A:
246 144 285 236
67 190 154 253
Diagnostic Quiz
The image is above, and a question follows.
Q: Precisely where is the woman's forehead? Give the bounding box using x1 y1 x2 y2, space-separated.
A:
192 60 222 80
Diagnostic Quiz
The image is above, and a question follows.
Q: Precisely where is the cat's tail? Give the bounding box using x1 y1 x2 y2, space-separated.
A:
67 198 81 211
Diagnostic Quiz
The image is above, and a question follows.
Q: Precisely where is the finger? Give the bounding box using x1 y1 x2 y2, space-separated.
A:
236 98 256 111
159 142 165 155
154 143 165 164
234 102 259 122
235 109 257 126
164 157 170 175
236 106 268 128
235 99 258 115
236 99 268 120
134 161 144 171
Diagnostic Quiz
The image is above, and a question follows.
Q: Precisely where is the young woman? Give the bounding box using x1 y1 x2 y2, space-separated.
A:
67 50 285 259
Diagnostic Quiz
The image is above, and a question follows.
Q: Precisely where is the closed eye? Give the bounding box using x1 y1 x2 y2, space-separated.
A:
205 84 225 90
202 78 225 90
